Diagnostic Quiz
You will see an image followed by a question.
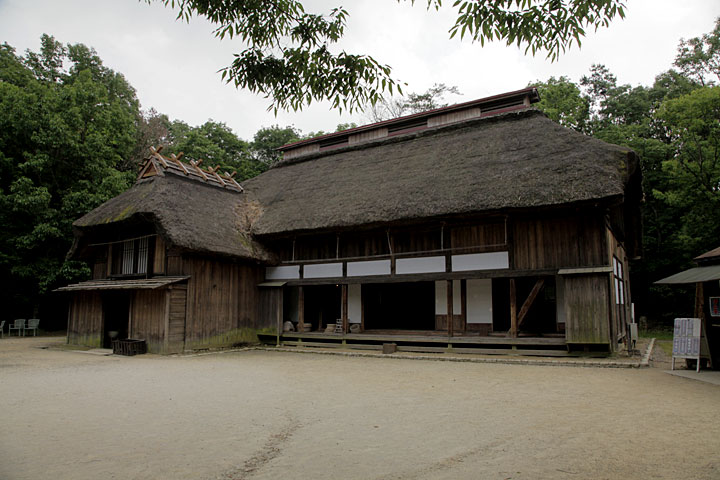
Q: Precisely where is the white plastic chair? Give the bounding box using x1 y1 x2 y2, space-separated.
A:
9 319 26 336
26 319 40 336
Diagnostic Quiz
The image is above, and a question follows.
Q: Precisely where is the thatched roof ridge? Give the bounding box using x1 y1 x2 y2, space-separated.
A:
243 108 639 236
72 173 274 262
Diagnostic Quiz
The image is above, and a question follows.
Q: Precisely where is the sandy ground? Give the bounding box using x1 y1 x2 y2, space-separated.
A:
1 337 718 480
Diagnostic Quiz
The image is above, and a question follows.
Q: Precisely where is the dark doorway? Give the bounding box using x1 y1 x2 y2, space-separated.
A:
102 291 129 347
303 285 341 331
363 282 435 330
492 277 557 334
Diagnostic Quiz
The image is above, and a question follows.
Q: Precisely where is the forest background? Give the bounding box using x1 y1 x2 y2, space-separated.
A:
1 19 718 330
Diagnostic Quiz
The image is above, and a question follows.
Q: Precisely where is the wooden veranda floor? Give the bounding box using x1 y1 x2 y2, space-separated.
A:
259 330 574 357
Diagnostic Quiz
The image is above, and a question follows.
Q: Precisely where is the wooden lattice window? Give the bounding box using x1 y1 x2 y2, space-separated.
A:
112 237 152 276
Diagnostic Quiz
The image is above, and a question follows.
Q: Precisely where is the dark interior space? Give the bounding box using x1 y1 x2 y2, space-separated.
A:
492 277 557 334
303 285 341 331
102 291 129 347
363 282 435 330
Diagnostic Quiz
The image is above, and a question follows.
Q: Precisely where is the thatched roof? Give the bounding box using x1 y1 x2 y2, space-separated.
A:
72 167 274 262
243 108 640 236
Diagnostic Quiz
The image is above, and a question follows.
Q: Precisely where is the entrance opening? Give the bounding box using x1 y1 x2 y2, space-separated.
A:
303 285 341 332
492 276 557 334
363 282 435 330
102 291 129 347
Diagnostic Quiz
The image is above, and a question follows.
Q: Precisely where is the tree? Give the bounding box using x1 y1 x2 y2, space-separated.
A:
365 83 462 122
149 0 626 113
0 36 140 324
532 76 589 132
249 125 302 166
674 17 720 87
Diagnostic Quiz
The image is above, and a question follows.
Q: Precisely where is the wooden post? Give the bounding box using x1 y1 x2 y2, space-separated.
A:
447 279 454 337
460 279 467 333
342 284 348 334
276 289 282 347
298 286 305 332
509 278 518 338
360 285 365 332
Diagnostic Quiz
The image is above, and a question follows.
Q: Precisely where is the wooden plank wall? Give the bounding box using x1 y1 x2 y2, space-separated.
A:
130 289 166 352
607 225 632 343
513 214 606 270
167 285 187 354
258 288 282 336
450 222 505 250
563 274 610 344
67 291 103 347
154 236 166 274
182 256 267 348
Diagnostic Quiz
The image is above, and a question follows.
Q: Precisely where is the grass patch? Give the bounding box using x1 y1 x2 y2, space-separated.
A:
655 339 673 356
640 327 674 341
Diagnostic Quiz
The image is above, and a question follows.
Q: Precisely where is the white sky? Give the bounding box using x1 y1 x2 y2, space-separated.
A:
1 0 719 140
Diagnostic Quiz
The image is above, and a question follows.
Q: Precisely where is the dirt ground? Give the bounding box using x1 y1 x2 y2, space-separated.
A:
1 337 718 480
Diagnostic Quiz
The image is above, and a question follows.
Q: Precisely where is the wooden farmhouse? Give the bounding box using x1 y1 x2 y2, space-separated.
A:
58 87 642 355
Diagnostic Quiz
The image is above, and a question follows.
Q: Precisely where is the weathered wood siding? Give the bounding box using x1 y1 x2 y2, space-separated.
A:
450 222 506 251
130 289 166 353
513 214 606 270
607 225 632 345
154 235 166 274
167 285 187 354
182 256 267 349
564 274 610 344
67 291 103 347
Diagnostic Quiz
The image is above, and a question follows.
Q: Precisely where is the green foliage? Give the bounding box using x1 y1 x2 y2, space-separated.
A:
0 36 139 322
149 0 626 112
163 120 266 180
250 125 301 165
532 76 589 131
674 17 720 86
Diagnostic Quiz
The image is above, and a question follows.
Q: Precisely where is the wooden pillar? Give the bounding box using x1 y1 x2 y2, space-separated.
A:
695 282 705 321
509 278 518 338
460 279 467 333
298 286 305 332
447 279 454 337
342 284 348 334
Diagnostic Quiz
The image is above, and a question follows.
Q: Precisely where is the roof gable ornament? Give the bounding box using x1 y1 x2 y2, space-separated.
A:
136 147 244 193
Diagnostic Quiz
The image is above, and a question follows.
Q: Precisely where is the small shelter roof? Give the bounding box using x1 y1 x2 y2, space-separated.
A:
55 276 190 291
243 108 640 236
655 265 720 284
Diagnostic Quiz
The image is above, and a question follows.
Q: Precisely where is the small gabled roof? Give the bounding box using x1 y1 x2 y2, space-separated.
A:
71 151 274 263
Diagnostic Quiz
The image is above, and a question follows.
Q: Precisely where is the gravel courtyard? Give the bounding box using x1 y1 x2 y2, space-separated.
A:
1 337 718 480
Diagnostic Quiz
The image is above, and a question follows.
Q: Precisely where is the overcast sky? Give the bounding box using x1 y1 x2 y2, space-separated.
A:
1 0 719 140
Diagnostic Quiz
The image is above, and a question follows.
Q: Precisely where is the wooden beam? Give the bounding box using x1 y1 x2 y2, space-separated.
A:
447 279 454 337
517 278 545 331
298 286 305 333
342 284 348 334
509 278 517 338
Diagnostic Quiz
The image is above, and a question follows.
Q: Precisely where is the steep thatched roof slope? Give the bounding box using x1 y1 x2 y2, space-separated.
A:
73 171 273 262
243 109 639 236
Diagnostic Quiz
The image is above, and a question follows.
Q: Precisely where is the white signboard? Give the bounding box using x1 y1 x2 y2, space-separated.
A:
672 317 710 372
